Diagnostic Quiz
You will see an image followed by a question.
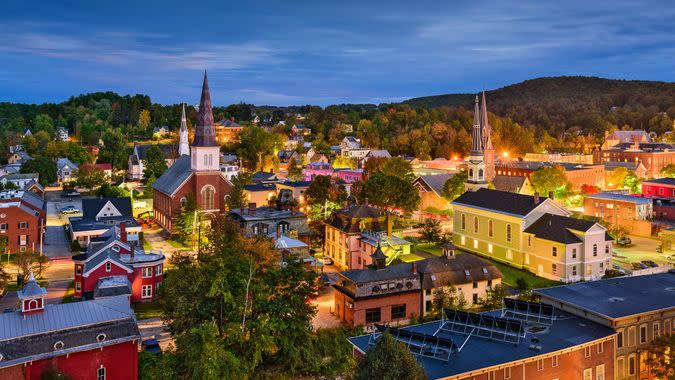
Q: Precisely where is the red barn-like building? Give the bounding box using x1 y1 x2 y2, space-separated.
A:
0 274 140 379
642 177 675 198
152 72 233 232
0 190 45 254
72 224 165 302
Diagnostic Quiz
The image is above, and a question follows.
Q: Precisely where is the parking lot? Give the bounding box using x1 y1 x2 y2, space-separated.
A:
43 190 82 258
612 234 673 270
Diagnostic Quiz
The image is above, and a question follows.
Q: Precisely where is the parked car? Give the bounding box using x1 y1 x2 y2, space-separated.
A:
321 273 331 287
612 264 626 274
631 262 648 270
142 339 161 355
656 245 663 253
322 256 333 266
617 236 632 246
65 190 81 198
641 260 658 268
60 205 80 214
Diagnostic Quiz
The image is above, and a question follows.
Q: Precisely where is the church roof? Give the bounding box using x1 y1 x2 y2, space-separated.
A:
470 95 483 156
152 155 192 196
192 71 218 147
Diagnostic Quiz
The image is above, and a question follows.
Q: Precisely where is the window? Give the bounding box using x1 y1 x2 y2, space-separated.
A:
653 322 660 338
142 267 153 278
616 357 625 379
155 264 162 276
551 355 559 367
572 265 577 276
596 364 604 380
461 214 466 230
503 367 511 379
460 236 466 245
593 244 598 256
478 169 483 179
365 308 381 323
527 235 531 247
506 224 512 242
473 239 478 249
0 223 6 231
473 282 478 289
583 368 592 380
488 220 493 237
141 285 153 299
572 248 577 259
97 366 106 380
19 221 27 229
75 265 82 275
19 235 27 246
75 281 81 292
597 342 603 354
629 354 638 376
488 243 493 253
391 304 406 319
665 319 671 335
473 217 479 233
537 358 544 371
605 245 609 254
105 262 111 272
552 263 557 274
627 326 636 346
487 279 492 287
640 324 648 344
552 247 557 257
472 294 478 304
616 329 623 348
506 250 512 260
180 197 187 207
201 185 215 210
584 345 591 358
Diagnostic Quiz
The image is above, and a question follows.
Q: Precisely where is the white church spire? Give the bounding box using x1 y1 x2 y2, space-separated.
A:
179 103 190 156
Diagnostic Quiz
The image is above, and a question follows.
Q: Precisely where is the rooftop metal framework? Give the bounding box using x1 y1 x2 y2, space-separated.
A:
501 298 556 325
439 309 525 345
369 324 456 362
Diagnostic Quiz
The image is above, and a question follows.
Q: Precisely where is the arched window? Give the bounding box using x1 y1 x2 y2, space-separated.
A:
593 244 598 256
28 299 38 310
469 169 474 178
201 185 215 210
473 216 479 233
478 169 484 179
461 214 466 230
180 197 187 208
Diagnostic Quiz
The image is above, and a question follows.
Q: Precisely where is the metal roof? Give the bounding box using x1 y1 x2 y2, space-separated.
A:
585 192 652 204
152 155 192 195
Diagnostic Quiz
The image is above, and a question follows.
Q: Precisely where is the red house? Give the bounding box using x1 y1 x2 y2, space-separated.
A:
641 177 675 198
152 72 233 232
0 274 140 379
72 224 165 302
0 190 46 254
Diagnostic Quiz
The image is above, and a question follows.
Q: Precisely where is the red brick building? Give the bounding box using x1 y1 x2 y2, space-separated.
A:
593 142 675 179
495 161 605 190
0 190 45 254
152 72 232 231
641 177 675 198
72 224 165 302
0 274 140 379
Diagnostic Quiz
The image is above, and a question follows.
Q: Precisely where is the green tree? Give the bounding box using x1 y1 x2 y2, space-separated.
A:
143 145 168 182
287 157 303 180
480 285 508 310
359 172 420 212
33 114 55 135
21 157 57 185
99 128 128 170
332 156 357 169
661 164 675 178
431 286 467 317
15 251 49 283
442 171 467 200
304 175 347 207
96 183 130 198
75 166 106 191
607 167 629 188
381 156 414 181
419 218 442 243
354 332 427 380
172 193 197 244
236 127 280 171
0 258 10 294
622 170 641 193
530 166 569 198
226 174 249 211
144 175 156 198
138 109 152 133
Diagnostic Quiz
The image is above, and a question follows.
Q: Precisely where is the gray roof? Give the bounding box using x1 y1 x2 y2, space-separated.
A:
414 174 454 197
491 175 527 193
535 271 675 320
94 276 132 299
585 192 652 205
366 150 391 158
17 276 46 298
82 197 133 219
348 309 615 379
642 177 675 186
603 161 642 171
57 157 78 171
2 172 38 181
524 214 598 244
0 296 139 369
416 253 502 289
452 188 547 217
152 154 192 195
69 217 140 233
230 206 306 222
134 144 179 160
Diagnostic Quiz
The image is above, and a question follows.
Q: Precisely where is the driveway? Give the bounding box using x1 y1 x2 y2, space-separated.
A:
311 270 343 330
43 190 81 258
138 317 174 351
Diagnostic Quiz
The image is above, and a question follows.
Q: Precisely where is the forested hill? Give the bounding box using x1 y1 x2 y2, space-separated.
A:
404 76 675 135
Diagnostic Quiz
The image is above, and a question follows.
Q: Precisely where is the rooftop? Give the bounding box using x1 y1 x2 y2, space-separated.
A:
452 188 548 217
535 271 675 319
230 206 306 221
642 177 675 186
524 214 607 244
152 155 192 195
348 309 614 380
585 192 653 204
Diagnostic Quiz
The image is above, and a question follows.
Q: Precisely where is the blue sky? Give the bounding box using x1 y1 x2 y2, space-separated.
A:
1 0 675 106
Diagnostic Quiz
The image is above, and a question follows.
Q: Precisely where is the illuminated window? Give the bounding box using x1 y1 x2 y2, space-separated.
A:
461 236 466 245
461 214 466 230
201 185 215 210
488 244 493 254
506 225 512 242
473 239 478 249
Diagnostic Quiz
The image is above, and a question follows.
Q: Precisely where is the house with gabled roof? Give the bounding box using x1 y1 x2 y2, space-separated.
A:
413 173 454 210
72 223 164 302
0 273 140 380
127 143 179 180
68 197 141 244
56 157 78 183
7 151 32 166
453 188 612 282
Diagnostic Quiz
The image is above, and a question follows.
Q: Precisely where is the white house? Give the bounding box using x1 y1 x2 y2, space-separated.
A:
57 158 79 183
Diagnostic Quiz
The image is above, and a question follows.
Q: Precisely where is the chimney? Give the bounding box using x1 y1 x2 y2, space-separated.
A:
412 262 417 275
120 222 127 243
276 224 281 239
248 202 256 215
548 191 554 199
129 240 135 259
533 192 540 204
363 197 369 206
386 213 393 238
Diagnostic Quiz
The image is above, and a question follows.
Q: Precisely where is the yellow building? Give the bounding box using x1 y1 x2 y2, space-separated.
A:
452 188 613 283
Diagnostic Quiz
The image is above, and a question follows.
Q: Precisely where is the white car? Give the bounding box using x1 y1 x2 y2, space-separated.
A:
60 206 80 214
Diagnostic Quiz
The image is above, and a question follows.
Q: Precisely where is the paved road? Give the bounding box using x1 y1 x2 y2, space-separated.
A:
311 267 343 330
138 317 174 350
43 191 81 258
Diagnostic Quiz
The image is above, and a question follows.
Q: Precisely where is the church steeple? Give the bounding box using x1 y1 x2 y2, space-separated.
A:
471 95 483 156
480 91 496 181
465 95 488 191
192 71 218 147
179 103 190 156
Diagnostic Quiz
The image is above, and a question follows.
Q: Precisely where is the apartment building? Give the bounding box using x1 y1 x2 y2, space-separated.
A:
584 193 653 237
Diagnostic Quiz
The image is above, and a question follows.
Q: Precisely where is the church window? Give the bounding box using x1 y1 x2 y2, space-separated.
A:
201 185 215 210
479 169 484 179
469 169 474 177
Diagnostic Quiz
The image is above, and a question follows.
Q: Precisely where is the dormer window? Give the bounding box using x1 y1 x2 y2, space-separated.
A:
105 262 111 272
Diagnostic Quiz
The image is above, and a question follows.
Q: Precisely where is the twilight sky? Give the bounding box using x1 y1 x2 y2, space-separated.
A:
2 0 675 106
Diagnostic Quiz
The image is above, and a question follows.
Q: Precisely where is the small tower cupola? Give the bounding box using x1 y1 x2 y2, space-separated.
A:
370 242 387 270
18 272 47 315
440 242 457 259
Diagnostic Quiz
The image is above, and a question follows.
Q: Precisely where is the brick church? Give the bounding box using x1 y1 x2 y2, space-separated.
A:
153 72 232 231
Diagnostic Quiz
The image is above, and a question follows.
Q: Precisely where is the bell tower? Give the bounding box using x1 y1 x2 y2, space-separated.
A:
465 95 489 192
179 103 190 156
190 71 221 172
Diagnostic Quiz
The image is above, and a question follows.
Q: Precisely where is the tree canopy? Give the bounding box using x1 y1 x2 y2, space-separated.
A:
442 171 467 200
358 172 420 212
354 332 427 380
142 145 168 182
530 166 569 198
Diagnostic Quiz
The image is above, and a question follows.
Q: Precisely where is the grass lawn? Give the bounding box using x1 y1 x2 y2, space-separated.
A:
61 281 76 303
143 239 153 250
134 301 163 320
166 237 189 249
416 243 561 289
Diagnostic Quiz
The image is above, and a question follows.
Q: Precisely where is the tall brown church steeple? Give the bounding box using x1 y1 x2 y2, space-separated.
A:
192 71 218 147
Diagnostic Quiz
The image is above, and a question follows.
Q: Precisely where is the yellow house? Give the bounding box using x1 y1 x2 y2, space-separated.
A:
452 188 613 283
